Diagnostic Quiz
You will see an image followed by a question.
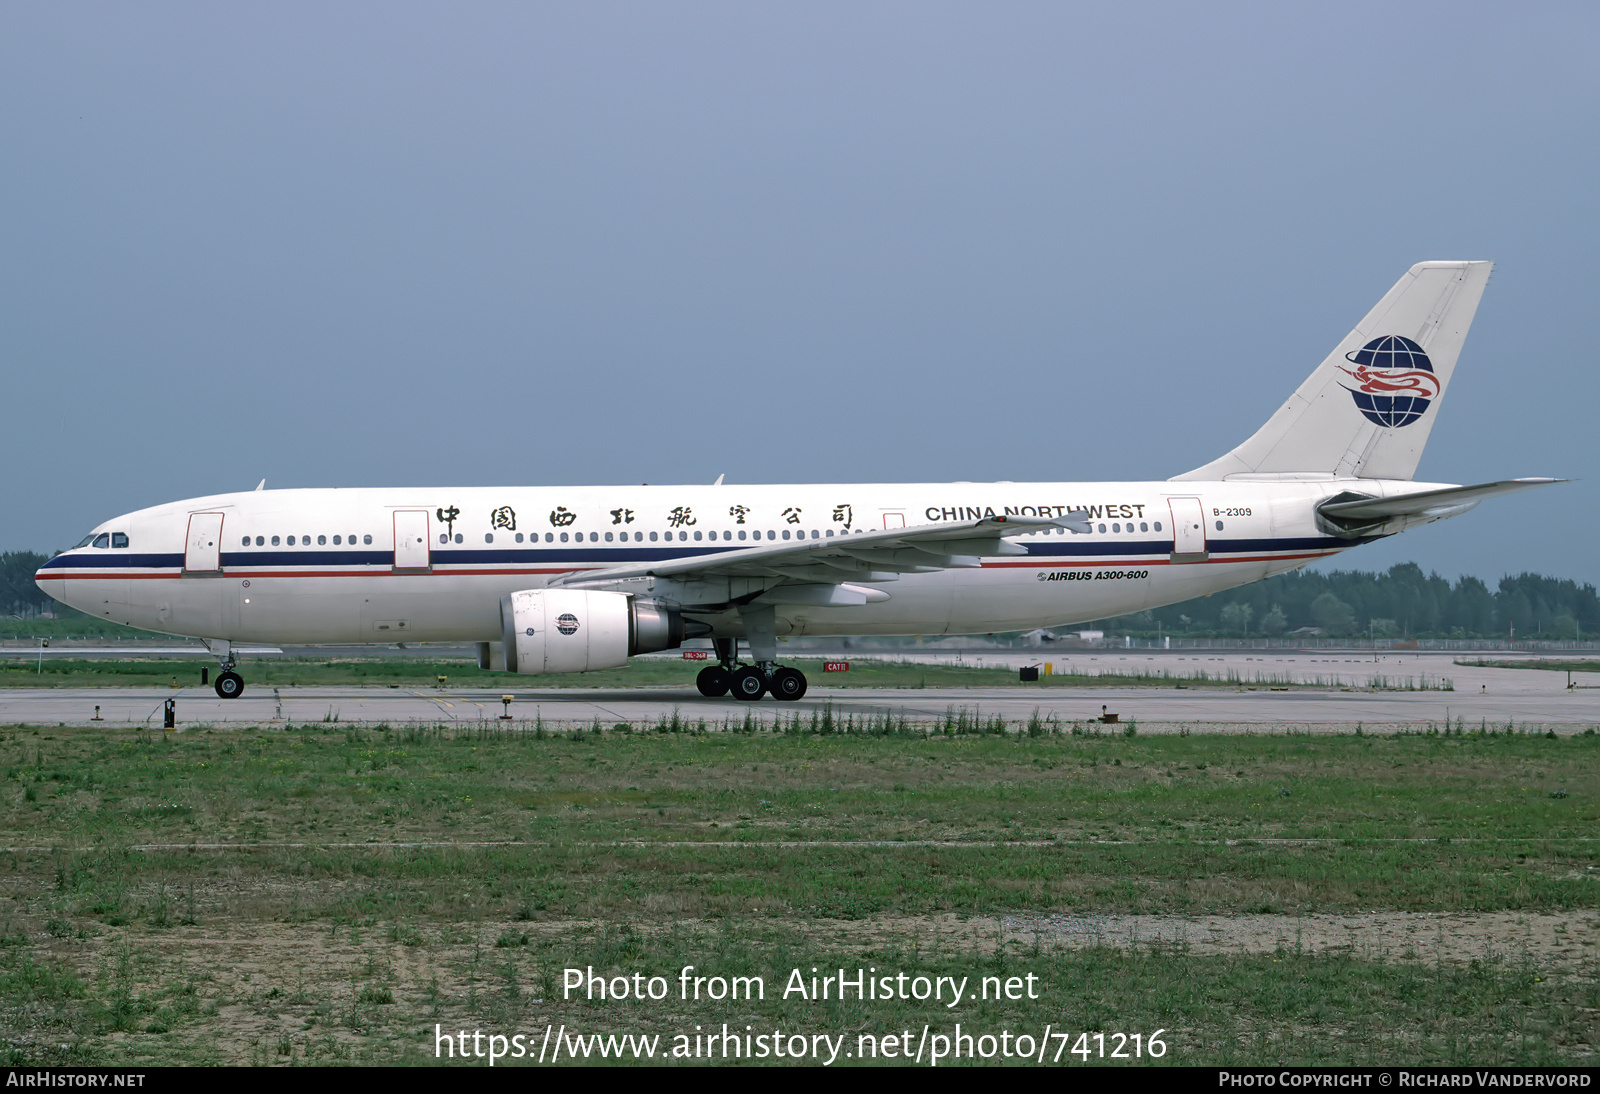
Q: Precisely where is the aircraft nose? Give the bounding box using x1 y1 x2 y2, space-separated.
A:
34 557 79 612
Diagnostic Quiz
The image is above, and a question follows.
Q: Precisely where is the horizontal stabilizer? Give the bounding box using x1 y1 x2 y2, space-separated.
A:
1317 478 1562 521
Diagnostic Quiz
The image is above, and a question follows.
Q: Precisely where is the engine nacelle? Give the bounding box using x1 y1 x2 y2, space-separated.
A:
500 589 688 674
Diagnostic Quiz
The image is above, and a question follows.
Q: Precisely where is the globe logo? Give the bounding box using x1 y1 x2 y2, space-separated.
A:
556 613 580 636
1338 335 1440 428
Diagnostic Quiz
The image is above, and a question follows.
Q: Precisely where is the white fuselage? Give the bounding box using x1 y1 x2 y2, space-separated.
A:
34 478 1424 646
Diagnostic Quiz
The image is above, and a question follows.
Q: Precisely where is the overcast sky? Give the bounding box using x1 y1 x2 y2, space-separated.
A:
3 2 1595 583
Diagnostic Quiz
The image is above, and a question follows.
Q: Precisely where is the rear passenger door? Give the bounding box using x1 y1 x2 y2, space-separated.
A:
1166 497 1209 562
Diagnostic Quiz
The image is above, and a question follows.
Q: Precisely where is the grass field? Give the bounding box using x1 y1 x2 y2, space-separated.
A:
0 613 156 642
0 721 1594 1066
0 654 1454 693
1462 659 1600 674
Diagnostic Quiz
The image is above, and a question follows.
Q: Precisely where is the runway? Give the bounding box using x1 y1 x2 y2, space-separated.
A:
3 650 1595 732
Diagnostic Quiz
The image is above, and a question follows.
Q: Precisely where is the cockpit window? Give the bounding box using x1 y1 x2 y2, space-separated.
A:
111 533 128 549
73 534 94 549
92 534 110 549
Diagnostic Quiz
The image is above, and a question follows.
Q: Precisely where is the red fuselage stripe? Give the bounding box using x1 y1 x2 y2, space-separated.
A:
36 550 1337 583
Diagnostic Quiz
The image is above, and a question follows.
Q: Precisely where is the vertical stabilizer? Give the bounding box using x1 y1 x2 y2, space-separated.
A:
1172 261 1491 482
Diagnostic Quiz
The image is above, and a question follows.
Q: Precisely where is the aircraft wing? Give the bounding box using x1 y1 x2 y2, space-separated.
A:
1317 478 1562 521
551 511 1090 591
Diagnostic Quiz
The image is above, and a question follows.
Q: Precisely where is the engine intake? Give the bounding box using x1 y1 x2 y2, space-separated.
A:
500 590 691 674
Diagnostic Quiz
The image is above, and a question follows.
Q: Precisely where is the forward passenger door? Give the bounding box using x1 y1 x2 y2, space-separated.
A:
183 513 225 573
392 510 431 571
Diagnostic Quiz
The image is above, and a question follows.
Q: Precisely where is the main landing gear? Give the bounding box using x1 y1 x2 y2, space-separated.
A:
694 637 807 701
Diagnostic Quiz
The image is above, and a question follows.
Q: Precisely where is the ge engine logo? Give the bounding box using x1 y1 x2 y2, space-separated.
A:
555 613 581 636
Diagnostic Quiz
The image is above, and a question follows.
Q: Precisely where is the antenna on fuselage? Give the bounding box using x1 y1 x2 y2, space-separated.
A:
255 479 266 492
713 473 725 486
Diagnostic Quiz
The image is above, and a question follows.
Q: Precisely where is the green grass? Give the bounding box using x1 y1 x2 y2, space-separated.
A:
0 611 162 641
0 654 1410 691
1460 659 1600 673
0 726 1593 1065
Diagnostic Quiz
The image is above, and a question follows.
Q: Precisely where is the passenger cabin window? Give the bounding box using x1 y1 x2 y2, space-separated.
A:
271 536 280 546
318 535 326 545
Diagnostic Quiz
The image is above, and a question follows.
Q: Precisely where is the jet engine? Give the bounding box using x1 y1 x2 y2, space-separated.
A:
499 589 692 674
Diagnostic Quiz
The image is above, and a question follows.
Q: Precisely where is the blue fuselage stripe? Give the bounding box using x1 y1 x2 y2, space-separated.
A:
36 534 1365 576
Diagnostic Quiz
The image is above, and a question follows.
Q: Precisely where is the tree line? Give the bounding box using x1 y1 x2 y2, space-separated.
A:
1102 563 1600 639
0 552 52 617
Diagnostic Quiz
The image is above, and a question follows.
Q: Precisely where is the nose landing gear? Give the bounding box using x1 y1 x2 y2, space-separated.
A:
204 639 245 699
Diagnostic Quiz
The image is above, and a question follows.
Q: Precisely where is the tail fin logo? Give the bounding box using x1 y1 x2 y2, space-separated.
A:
1338 335 1439 428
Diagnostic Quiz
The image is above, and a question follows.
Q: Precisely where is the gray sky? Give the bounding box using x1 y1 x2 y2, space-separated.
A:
4 2 1595 583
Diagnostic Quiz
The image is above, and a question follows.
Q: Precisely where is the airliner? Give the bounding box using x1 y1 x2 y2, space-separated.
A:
35 261 1557 701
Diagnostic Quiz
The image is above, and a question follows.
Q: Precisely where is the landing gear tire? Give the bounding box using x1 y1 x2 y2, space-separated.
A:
215 671 244 700
696 666 731 697
769 666 807 701
730 667 767 701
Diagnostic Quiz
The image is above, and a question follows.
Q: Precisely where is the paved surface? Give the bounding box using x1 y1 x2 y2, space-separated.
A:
3 651 1595 731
